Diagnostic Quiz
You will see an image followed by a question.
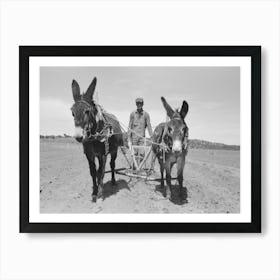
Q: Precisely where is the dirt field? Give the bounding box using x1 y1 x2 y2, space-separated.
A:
40 138 240 213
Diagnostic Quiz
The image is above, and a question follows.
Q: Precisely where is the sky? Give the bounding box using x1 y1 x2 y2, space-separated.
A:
40 66 240 145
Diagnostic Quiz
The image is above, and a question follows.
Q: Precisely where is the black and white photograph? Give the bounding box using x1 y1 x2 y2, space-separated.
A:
40 66 240 214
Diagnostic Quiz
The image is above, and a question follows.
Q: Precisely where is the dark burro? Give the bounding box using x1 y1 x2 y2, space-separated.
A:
70 77 123 202
152 97 189 203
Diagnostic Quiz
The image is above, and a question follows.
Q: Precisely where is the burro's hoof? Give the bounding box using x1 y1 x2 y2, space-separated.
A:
180 187 188 203
92 195 97 203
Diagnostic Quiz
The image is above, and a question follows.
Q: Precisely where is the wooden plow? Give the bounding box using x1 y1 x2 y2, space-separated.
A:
105 139 178 182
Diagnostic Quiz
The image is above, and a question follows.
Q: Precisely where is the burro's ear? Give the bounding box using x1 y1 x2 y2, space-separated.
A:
161 97 174 119
83 77 97 102
180 100 189 119
72 80 81 102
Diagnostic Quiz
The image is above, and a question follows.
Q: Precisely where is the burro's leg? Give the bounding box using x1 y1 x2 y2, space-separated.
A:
158 157 165 188
152 144 165 188
88 158 98 202
165 159 174 200
97 154 107 198
84 144 98 202
110 149 117 185
177 155 187 201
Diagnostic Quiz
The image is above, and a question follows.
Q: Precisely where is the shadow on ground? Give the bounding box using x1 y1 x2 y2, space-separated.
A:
155 184 188 205
102 179 130 200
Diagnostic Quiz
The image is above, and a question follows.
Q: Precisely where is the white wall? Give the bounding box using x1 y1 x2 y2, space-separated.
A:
0 0 279 279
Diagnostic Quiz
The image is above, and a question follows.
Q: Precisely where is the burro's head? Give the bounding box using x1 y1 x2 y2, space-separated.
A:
161 97 189 153
70 77 99 142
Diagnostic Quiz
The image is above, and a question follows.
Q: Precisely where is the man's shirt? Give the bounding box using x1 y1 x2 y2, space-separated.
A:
128 109 153 138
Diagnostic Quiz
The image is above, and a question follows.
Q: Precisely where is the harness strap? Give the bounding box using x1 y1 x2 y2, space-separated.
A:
182 127 189 152
159 122 169 164
104 137 110 155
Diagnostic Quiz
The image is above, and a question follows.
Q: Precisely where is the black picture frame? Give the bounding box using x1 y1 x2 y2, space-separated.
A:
20 46 261 233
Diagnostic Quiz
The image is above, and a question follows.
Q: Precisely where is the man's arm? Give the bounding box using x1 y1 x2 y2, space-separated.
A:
145 112 153 138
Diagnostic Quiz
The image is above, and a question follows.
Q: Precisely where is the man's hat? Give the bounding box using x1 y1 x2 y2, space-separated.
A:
135 97 144 103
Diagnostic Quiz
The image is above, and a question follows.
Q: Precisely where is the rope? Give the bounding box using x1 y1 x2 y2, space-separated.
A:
97 105 167 149
93 103 170 173
80 100 169 170
119 120 168 149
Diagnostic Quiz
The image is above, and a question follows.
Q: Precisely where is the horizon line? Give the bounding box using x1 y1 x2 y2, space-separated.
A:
39 134 240 147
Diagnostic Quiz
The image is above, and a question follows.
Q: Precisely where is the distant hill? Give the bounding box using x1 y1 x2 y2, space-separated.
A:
189 139 240 151
40 135 240 151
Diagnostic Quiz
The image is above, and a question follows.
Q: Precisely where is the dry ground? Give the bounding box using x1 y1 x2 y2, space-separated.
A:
40 138 240 213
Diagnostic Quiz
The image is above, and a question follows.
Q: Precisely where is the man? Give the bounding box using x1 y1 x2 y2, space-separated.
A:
128 97 153 166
